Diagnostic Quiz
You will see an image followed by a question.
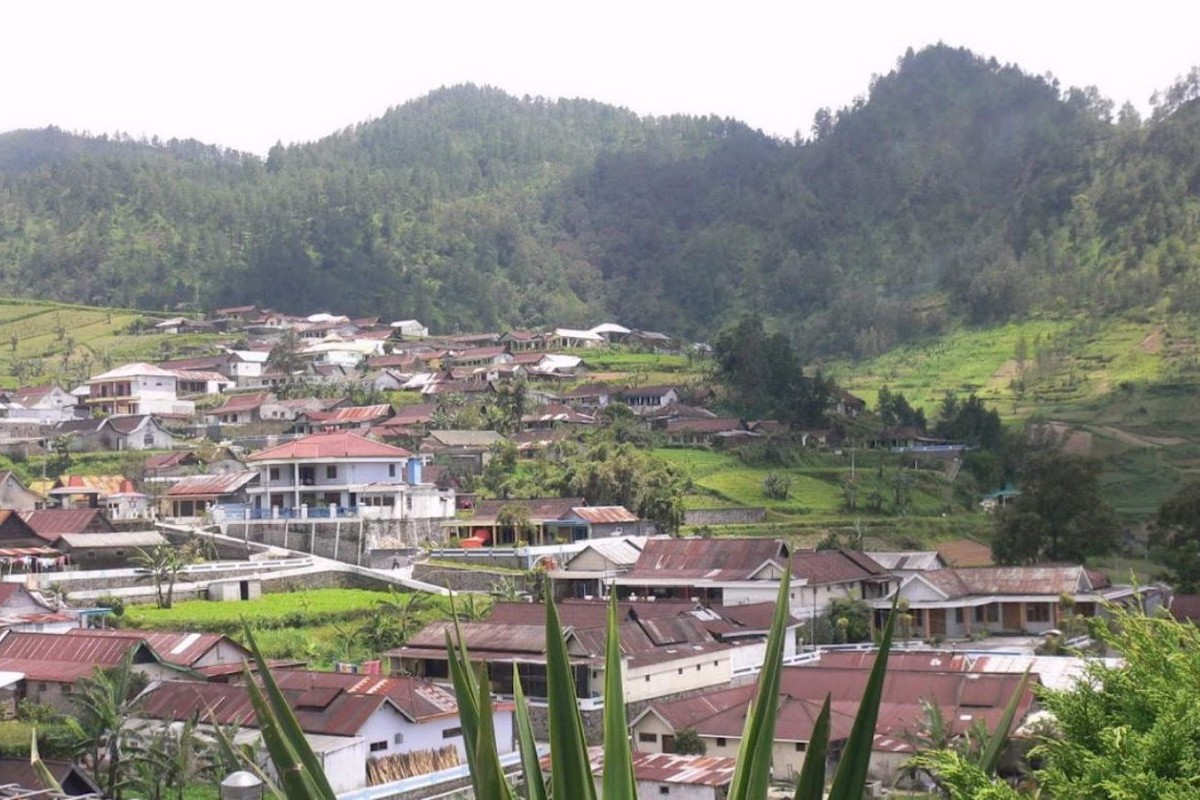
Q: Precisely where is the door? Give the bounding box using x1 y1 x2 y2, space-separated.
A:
1002 603 1022 631
661 734 675 754
928 608 946 637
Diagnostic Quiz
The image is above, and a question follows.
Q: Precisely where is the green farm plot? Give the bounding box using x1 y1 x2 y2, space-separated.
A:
122 588 403 632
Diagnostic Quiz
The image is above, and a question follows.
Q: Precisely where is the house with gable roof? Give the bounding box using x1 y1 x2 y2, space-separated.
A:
614 538 894 619
869 565 1155 638
85 362 195 417
244 431 453 520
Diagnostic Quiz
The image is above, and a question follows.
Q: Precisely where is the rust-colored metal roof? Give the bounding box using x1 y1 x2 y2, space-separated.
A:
937 538 995 567
18 509 113 542
467 497 588 524
271 670 459 722
568 506 639 524
665 418 746 434
791 549 891 584
208 393 271 414
623 538 787 582
247 431 411 461
612 752 738 787
917 566 1095 598
165 471 259 498
0 632 150 681
66 629 243 668
304 404 394 423
139 680 397 737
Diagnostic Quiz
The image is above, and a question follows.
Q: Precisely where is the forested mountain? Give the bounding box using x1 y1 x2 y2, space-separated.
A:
1 45 1199 355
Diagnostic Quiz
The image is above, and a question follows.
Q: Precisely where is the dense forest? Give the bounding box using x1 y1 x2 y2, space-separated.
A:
2 45 1199 356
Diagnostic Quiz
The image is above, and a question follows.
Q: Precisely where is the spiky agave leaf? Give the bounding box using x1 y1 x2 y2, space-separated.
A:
977 667 1032 776
793 695 831 800
471 672 515 800
207 708 284 799
241 620 337 799
544 591 598 800
726 555 794 800
826 600 897 800
512 665 549 800
601 593 637 800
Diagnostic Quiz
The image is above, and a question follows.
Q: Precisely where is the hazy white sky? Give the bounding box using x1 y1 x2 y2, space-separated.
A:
4 1 1197 155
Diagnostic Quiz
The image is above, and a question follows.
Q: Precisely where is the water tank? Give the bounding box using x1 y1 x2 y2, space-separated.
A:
406 456 423 484
220 771 264 800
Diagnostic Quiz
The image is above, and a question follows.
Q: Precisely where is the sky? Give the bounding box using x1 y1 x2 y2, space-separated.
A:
4 0 1198 156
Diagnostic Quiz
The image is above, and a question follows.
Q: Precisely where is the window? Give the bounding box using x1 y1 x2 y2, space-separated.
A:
987 605 1000 623
442 727 463 739
326 466 338 479
955 608 965 624
269 467 280 481
61 684 71 693
144 432 155 446
658 788 669 796
393 733 404 745
369 741 388 753
1027 603 1051 623
645 676 650 683
37 683 47 692
638 733 657 743
389 463 397 478
716 738 727 747
677 669 683 675
795 742 806 752
405 495 413 510
696 665 701 672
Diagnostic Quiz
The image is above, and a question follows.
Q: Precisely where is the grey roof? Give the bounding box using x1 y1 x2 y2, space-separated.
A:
58 531 167 549
427 430 505 447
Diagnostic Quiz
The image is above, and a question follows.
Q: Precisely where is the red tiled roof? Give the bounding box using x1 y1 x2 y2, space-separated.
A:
247 431 411 461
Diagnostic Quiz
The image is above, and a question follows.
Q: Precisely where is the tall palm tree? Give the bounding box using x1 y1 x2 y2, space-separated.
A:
70 653 147 799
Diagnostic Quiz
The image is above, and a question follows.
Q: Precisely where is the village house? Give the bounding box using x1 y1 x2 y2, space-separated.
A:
388 600 736 722
65 628 252 675
0 472 42 511
559 382 615 412
445 498 646 547
0 757 102 796
389 319 430 339
243 431 452 520
421 429 506 474
613 538 894 619
0 584 80 635
619 385 681 414
52 413 178 452
205 392 273 425
630 661 1035 784
870 564 1154 638
162 472 261 520
0 632 195 712
292 403 395 434
85 363 196 417
547 538 645 600
579 752 736 800
55 529 168 569
4 385 81 423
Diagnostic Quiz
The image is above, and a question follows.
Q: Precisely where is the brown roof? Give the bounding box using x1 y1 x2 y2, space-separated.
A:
138 680 396 737
303 404 394 424
0 632 153 682
18 509 114 542
449 345 509 360
623 538 787 583
791 549 892 584
1171 594 1200 623
915 566 1100 598
468 497 588 524
144 451 200 470
247 431 411 461
664 418 747 434
937 538 995 567
568 506 639 524
270 670 459 722
208 393 271 414
66 628 246 668
165 472 259 499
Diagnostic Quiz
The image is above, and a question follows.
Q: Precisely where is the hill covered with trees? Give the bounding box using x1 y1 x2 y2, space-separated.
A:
2 45 1200 354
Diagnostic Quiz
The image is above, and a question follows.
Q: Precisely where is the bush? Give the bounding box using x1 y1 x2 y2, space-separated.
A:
762 472 793 500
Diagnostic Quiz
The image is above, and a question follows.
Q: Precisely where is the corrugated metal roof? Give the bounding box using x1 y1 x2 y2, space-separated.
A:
0 632 149 681
271 670 459 722
247 431 411 461
305 404 394 423
622 538 786 582
209 393 271 413
59 531 166 549
165 471 259 498
19 509 113 542
937 538 995 567
66 629 241 668
600 752 737 787
568 506 639 524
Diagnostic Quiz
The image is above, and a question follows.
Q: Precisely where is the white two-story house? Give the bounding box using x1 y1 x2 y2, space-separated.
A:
244 431 453 519
85 363 195 417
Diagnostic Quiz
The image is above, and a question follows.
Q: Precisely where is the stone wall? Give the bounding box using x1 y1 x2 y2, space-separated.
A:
222 518 452 565
412 564 534 594
684 507 768 526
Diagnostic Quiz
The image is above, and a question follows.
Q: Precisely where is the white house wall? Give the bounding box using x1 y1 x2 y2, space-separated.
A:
621 651 733 704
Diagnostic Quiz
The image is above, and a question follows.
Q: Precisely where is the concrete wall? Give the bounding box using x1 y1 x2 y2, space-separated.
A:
223 518 450 565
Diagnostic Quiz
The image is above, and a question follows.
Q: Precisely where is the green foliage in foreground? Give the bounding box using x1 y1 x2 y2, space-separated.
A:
914 605 1200 799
